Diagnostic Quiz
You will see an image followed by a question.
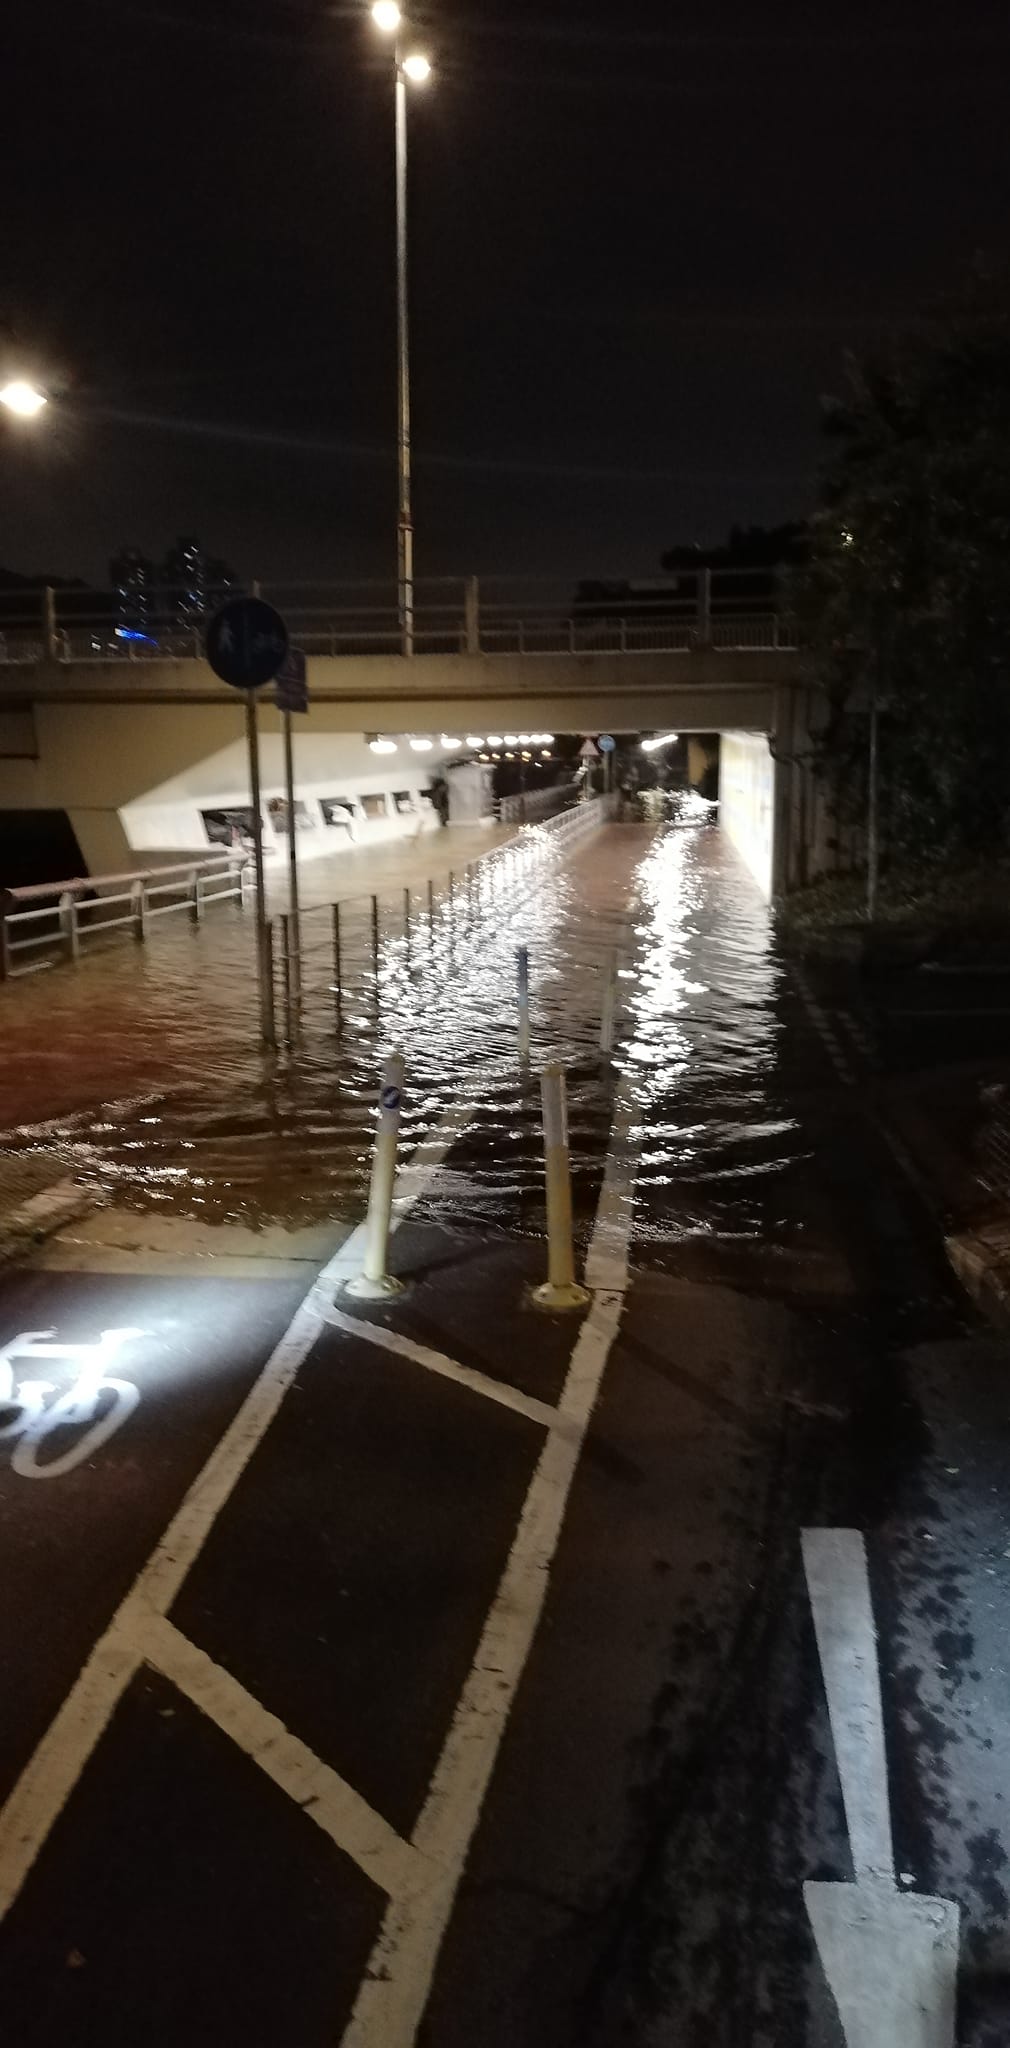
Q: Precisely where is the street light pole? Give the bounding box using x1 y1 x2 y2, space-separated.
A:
371 7 430 660
395 44 414 660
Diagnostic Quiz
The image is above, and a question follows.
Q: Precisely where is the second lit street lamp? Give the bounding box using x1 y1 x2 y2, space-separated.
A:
370 2 432 658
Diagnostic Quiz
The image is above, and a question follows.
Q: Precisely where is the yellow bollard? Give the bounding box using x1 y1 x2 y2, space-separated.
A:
533 1065 590 1311
345 1052 406 1300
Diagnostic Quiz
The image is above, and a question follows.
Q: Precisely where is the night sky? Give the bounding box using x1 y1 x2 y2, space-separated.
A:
3 0 1009 590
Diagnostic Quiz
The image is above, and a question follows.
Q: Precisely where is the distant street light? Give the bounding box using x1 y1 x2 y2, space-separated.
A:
370 3 433 659
0 380 47 419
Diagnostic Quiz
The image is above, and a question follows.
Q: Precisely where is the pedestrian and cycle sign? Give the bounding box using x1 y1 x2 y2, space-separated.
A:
205 597 289 691
598 734 616 753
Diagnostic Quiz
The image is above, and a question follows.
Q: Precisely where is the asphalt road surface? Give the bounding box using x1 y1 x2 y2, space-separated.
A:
0 817 1007 2047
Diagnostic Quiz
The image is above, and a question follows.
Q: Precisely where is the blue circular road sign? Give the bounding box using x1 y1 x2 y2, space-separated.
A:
205 597 290 691
598 733 616 753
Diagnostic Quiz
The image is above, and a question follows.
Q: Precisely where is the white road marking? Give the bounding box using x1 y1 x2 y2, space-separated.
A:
140 1616 418 1896
0 1097 473 1923
802 1529 959 2048
341 1074 639 2048
802 1529 894 1881
311 1303 564 1435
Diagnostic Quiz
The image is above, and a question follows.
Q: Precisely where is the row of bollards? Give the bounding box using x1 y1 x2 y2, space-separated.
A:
343 945 620 1308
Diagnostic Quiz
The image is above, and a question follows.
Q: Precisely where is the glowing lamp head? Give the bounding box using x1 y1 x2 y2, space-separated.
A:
0 380 47 419
371 1 401 31
403 51 432 82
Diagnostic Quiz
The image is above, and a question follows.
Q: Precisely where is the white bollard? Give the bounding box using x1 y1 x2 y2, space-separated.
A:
533 1065 590 1312
345 1052 406 1300
517 944 531 1064
599 950 619 1058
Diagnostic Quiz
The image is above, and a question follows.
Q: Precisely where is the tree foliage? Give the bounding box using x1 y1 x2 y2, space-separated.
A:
798 271 1010 859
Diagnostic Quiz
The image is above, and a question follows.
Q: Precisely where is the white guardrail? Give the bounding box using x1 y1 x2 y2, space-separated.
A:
0 854 251 980
274 794 616 1045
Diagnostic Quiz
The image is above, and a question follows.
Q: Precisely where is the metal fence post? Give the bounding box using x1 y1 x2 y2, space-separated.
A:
59 891 79 963
371 894 380 999
263 919 277 1051
404 885 411 963
189 867 204 924
464 574 480 654
332 902 343 1023
131 878 148 942
697 568 712 647
43 586 58 663
0 911 9 981
517 944 531 1064
599 950 619 1057
427 875 435 945
280 911 293 1043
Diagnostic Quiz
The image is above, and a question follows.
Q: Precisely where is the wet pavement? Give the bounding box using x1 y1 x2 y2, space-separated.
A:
0 811 1008 2046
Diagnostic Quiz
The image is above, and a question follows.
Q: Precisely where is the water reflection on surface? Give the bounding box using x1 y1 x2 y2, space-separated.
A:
0 812 801 1244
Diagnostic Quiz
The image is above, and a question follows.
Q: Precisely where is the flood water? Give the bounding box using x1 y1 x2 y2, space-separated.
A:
0 808 800 1247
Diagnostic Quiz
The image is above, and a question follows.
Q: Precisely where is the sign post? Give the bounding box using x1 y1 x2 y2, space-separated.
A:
275 649 309 1000
205 597 290 1051
598 733 616 797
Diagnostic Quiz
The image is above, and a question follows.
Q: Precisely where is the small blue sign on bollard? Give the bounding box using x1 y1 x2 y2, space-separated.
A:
205 597 289 692
598 733 616 754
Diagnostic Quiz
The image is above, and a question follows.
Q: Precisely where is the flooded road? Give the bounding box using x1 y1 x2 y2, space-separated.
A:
0 807 798 1244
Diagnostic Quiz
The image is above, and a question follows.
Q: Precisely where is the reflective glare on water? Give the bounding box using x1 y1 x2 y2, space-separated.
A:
0 807 801 1246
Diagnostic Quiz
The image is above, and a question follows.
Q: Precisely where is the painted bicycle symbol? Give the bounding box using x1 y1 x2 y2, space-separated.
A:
0 1327 144 1481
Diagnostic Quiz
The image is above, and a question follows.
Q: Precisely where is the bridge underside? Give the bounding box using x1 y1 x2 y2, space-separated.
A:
0 649 828 897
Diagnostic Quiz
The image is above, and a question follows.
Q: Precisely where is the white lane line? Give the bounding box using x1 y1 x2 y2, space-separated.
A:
802 1529 960 2048
801 1529 894 1883
0 1097 473 1925
312 1304 564 1436
341 1075 638 2048
140 1617 418 1897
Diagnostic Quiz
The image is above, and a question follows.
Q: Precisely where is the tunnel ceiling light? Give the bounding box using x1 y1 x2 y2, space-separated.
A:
641 731 679 754
518 732 533 745
465 735 484 749
440 735 462 750
542 749 553 758
504 734 519 748
486 733 503 747
409 736 433 752
369 737 398 755
371 1 401 31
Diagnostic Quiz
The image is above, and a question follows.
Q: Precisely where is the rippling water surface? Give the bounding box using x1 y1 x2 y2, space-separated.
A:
0 809 801 1245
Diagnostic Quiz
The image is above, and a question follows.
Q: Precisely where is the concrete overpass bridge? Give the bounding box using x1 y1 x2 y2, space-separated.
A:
0 574 825 900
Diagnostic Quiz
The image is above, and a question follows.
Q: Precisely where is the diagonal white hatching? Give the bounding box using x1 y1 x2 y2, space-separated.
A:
0 1097 474 1920
341 1087 638 2048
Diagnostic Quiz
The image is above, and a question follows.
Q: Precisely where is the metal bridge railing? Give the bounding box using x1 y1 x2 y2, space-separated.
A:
0 572 797 666
0 854 252 980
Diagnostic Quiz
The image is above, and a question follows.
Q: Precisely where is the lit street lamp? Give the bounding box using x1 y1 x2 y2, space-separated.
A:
0 380 47 419
370 2 432 659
